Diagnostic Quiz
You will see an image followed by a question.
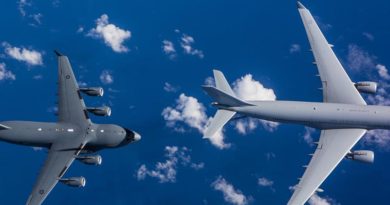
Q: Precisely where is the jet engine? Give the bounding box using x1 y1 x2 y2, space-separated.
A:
86 106 111 116
346 150 374 163
354 81 377 94
59 177 86 187
79 87 104 97
76 155 102 165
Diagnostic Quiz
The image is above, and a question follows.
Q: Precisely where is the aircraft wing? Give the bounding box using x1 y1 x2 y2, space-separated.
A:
297 2 366 105
287 128 366 205
56 51 91 126
26 139 86 205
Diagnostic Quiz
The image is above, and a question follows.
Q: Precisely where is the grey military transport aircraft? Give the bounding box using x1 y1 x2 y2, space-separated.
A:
0 51 141 205
203 2 382 205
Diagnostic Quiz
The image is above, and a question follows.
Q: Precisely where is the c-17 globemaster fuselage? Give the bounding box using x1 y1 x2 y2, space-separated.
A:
0 121 140 150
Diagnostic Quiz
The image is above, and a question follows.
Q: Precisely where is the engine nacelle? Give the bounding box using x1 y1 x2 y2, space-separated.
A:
79 87 104 97
76 155 102 165
354 81 377 94
346 150 374 163
59 177 86 187
86 106 111 116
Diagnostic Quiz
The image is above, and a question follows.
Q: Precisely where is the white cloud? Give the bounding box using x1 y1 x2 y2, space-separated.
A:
258 177 274 187
18 0 30 17
77 26 84 33
3 42 43 66
162 93 230 149
289 44 301 53
232 74 278 134
180 34 204 58
308 193 334 205
362 129 390 151
100 70 114 84
32 74 42 80
162 40 177 59
163 82 178 93
302 127 316 146
347 44 376 71
30 13 42 25
212 176 249 205
375 64 390 80
136 146 204 183
363 32 375 41
87 14 131 53
0 63 16 81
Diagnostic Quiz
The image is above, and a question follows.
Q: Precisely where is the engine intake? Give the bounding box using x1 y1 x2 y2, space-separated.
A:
76 155 102 165
86 106 111 116
346 150 374 163
79 87 104 97
354 81 377 94
59 177 86 187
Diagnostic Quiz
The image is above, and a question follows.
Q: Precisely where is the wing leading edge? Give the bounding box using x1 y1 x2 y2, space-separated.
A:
26 139 86 205
287 128 366 205
56 51 91 126
298 2 366 105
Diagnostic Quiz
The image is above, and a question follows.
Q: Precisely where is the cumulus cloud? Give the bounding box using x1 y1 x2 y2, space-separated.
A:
308 193 335 205
162 40 177 59
136 146 204 183
302 127 317 146
232 74 278 134
375 64 390 80
18 0 30 17
2 42 43 66
162 93 230 149
212 176 249 205
163 82 178 93
99 70 114 84
347 44 376 71
362 32 375 41
362 130 390 151
87 14 131 53
180 34 204 58
258 177 274 187
289 44 301 53
0 63 16 81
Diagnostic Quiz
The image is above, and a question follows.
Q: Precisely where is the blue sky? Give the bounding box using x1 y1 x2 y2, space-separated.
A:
0 0 390 204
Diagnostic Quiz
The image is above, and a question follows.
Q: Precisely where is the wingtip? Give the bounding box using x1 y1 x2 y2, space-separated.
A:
297 1 306 9
54 50 64 57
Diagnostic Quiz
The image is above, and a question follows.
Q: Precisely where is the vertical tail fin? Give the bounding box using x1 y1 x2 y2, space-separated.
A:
202 70 250 138
213 70 236 97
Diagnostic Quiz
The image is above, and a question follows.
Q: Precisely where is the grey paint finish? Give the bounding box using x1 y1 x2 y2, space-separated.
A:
0 52 141 205
203 2 384 205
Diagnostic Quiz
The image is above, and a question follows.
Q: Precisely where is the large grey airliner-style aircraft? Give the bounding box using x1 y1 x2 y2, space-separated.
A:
203 2 381 205
0 51 141 205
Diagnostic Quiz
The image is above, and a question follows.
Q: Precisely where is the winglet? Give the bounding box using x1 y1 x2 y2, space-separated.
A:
297 1 306 9
54 50 64 57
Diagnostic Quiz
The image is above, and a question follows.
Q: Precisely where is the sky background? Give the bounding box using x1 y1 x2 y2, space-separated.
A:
0 0 390 204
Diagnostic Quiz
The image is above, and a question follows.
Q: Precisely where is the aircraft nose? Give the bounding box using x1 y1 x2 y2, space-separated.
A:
124 128 141 143
133 131 141 141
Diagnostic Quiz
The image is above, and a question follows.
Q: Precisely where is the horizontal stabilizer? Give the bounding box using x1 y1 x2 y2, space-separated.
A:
202 86 251 107
204 109 236 138
0 124 10 130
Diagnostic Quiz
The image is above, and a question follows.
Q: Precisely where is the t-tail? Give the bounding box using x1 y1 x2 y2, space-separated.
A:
202 70 251 138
